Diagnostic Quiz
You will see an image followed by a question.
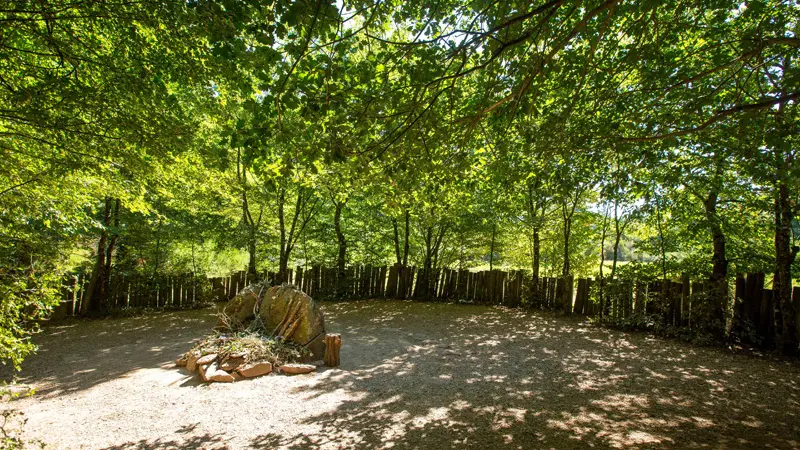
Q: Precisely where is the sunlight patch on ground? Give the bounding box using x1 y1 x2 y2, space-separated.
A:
410 406 450 428
644 367 670 379
592 393 650 412
691 416 716 428
548 405 675 449
491 407 527 430
740 416 763 428
136 367 192 386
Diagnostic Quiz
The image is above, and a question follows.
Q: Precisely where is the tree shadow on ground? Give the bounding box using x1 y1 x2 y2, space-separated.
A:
247 300 800 449
102 432 229 450
103 423 230 450
1 308 219 399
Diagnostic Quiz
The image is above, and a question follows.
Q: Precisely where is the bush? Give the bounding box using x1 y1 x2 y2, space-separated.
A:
0 262 61 371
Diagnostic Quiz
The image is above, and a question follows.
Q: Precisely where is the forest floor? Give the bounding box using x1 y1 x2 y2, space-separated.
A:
5 300 800 449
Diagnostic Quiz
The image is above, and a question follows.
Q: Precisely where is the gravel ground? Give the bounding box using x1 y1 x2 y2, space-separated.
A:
4 300 800 449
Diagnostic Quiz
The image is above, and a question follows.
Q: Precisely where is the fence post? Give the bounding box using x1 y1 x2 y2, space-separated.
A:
573 279 585 315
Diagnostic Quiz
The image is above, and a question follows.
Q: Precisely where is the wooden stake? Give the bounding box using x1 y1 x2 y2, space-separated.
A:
324 333 342 367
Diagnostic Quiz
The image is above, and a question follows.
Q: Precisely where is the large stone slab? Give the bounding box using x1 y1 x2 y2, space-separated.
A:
209 370 235 383
238 362 272 378
257 285 326 359
280 363 316 375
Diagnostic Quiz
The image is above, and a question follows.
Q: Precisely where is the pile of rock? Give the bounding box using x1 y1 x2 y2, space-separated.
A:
176 350 316 382
175 283 330 383
218 283 327 360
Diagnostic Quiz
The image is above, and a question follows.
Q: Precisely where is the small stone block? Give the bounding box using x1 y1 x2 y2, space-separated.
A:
238 362 272 378
196 354 217 366
280 363 316 375
210 370 235 383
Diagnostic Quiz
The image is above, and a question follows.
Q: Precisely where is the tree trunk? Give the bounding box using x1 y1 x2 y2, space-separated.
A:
278 254 289 284
775 182 798 355
532 228 540 302
705 191 728 282
655 192 668 281
599 206 609 316
610 232 622 279
561 196 579 311
704 190 728 336
611 204 622 282
560 190 584 279
562 214 571 277
238 149 259 280
191 240 197 302
402 209 410 266
420 227 433 298
774 59 798 356
191 241 197 275
248 229 257 279
278 188 287 283
151 220 162 281
432 225 446 271
103 198 120 295
489 222 496 271
277 187 317 284
81 197 112 315
334 201 347 298
526 181 546 306
392 217 402 266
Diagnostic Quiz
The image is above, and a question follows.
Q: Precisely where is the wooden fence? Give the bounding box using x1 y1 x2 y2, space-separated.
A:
50 263 800 349
209 265 800 348
51 272 213 319
732 273 800 347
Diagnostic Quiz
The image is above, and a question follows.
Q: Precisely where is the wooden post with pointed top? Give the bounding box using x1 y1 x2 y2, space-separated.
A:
324 333 342 367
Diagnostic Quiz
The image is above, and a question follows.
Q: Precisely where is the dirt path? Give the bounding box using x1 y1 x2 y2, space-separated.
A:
5 300 800 449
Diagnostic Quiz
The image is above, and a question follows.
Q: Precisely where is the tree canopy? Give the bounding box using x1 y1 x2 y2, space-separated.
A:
2 0 800 366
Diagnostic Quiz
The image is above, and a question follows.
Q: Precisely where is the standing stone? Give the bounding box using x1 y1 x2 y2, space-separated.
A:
257 285 326 360
186 351 201 373
218 283 327 360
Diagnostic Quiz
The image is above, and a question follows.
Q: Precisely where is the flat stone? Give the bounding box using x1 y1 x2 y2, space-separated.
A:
209 370 235 383
197 365 208 381
220 355 244 371
200 362 218 382
238 362 272 378
280 363 316 375
196 354 217 366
